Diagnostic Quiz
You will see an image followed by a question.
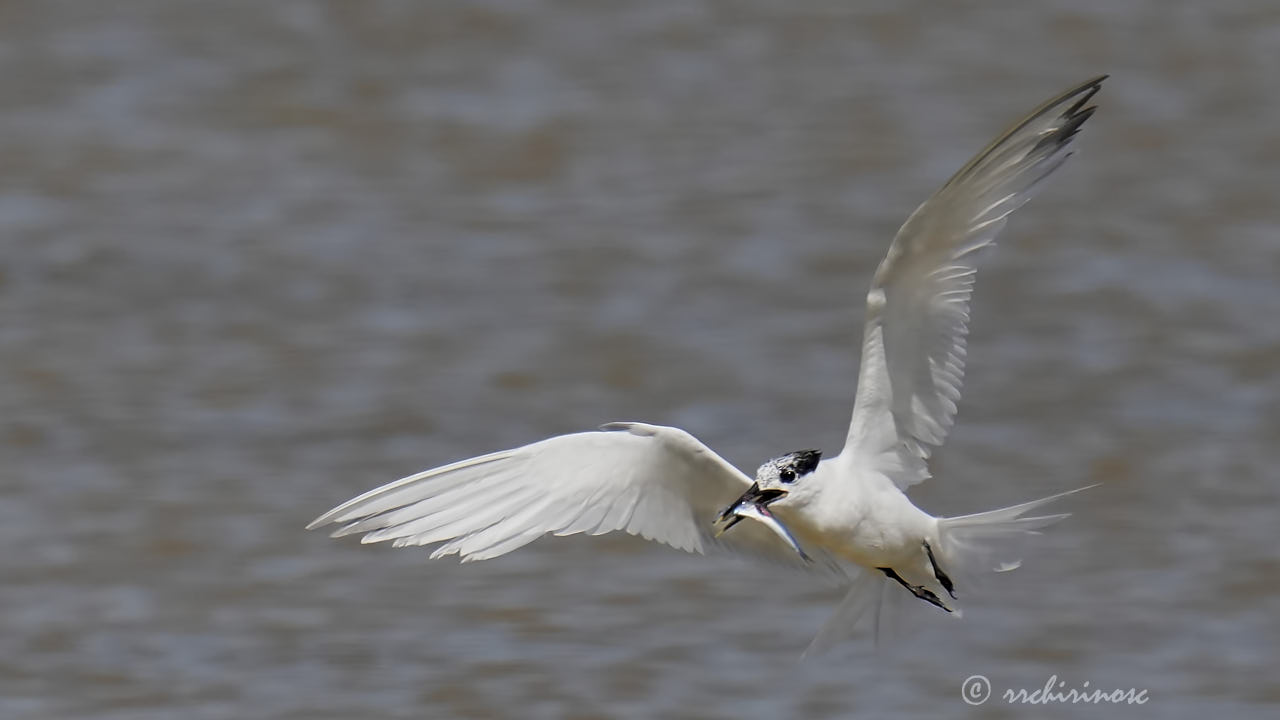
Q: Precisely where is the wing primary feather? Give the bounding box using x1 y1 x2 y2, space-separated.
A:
942 75 1105 192
331 469 522 537
306 450 516 529
365 484 542 546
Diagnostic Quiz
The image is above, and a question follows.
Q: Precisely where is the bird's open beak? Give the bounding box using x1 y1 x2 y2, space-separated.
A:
714 483 786 535
713 484 812 563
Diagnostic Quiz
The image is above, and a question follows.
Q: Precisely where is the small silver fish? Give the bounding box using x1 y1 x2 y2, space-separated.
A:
714 498 813 564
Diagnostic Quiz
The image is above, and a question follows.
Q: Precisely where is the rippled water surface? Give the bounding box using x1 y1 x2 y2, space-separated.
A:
3 2 1279 718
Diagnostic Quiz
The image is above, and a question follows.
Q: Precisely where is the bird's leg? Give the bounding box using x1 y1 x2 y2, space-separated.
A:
878 567 951 612
923 541 957 599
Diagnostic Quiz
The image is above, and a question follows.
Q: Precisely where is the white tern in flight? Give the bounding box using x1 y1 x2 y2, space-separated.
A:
309 76 1106 654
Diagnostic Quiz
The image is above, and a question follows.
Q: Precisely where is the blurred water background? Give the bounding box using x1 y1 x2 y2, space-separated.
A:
2 1 1279 718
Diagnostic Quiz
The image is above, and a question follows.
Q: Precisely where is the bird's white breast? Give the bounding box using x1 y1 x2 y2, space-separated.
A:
779 459 937 570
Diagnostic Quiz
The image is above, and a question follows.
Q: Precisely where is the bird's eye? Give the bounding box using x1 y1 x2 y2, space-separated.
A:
779 469 796 483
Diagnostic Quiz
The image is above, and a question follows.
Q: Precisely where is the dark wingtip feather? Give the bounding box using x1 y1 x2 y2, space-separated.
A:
1066 75 1108 115
941 75 1107 192
1032 103 1098 155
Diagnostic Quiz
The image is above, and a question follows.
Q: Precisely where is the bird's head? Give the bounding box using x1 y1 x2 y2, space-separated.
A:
753 449 823 493
713 450 822 548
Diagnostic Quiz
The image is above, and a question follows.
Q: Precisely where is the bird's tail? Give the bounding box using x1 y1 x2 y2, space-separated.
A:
803 485 1094 657
933 485 1096 589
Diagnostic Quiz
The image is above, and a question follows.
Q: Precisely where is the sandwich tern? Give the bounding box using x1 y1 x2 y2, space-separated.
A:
309 76 1105 653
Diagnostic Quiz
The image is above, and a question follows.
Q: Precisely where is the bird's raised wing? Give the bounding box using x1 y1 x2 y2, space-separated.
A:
309 422 848 576
841 76 1105 489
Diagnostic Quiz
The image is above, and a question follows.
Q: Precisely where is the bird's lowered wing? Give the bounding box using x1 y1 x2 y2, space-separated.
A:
841 76 1105 489
309 422 849 577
